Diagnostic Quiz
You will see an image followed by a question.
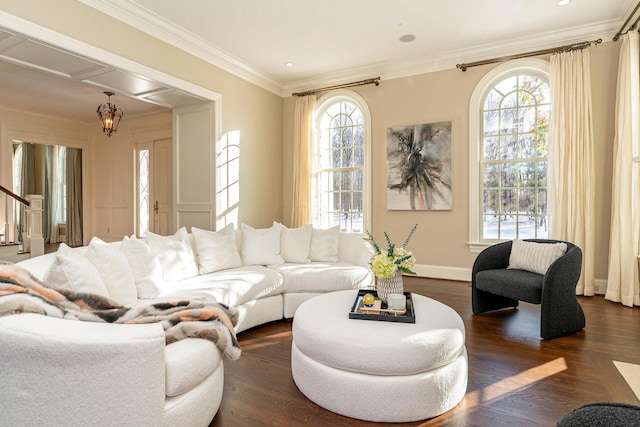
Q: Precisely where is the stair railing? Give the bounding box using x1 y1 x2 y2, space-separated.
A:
0 185 43 257
0 185 28 246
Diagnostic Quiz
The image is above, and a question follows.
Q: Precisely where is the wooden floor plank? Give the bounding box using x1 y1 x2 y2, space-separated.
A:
211 277 640 426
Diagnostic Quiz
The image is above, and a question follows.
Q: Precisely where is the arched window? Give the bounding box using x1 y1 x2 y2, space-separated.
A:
313 91 371 234
468 59 550 252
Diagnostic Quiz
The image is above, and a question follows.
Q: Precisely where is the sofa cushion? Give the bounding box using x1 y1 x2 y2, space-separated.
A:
191 224 242 274
271 262 373 293
86 237 138 307
240 223 284 266
43 243 110 298
165 338 221 397
475 268 544 304
145 227 199 282
120 235 163 299
279 223 312 263
17 252 56 281
508 239 567 275
309 226 340 262
158 266 284 308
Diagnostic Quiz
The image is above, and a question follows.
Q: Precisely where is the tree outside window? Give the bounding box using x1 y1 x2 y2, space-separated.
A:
314 99 366 233
481 73 550 240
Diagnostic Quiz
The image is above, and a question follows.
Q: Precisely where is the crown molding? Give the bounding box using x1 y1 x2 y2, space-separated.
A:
281 20 619 97
0 9 223 108
80 0 622 99
79 0 283 96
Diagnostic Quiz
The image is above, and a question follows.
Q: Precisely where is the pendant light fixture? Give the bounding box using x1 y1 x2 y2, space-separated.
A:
96 91 124 137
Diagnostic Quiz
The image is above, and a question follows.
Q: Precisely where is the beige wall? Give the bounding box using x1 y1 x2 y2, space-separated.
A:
1 1 620 282
283 42 619 283
1 0 283 233
590 42 619 282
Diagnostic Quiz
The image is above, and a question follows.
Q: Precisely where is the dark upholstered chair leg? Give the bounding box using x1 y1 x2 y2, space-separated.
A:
540 299 585 340
471 241 517 314
472 286 518 314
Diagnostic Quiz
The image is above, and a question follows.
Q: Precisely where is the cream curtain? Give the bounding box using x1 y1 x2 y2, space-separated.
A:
549 49 596 296
17 142 35 243
66 147 83 247
605 31 640 307
44 146 62 243
291 94 317 227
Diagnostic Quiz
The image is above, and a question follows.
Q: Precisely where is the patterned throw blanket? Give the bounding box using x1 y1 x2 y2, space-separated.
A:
0 262 241 360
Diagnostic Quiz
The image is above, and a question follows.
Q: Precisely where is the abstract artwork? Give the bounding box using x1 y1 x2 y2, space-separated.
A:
386 121 452 210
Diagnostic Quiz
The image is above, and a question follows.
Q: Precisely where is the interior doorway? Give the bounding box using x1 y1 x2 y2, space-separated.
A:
12 141 83 246
137 139 173 236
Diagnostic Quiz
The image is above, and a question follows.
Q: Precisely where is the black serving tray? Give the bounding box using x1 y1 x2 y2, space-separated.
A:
348 289 416 323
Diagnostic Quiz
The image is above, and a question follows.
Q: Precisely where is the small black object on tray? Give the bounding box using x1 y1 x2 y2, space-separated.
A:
349 289 416 323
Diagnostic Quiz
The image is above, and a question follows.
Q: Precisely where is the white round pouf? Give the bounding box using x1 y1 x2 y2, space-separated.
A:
291 290 467 423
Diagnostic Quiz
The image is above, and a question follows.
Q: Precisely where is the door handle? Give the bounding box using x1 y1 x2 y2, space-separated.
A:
154 200 159 214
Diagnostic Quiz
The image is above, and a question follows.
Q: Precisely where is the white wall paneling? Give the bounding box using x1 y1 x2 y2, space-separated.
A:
173 102 216 232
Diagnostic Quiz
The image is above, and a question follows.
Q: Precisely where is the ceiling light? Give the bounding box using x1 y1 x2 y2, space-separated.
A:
399 34 416 43
285 62 294 67
558 0 570 6
96 91 124 138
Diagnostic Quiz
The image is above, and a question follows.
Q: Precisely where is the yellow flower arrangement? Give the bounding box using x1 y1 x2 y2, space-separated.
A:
366 224 418 279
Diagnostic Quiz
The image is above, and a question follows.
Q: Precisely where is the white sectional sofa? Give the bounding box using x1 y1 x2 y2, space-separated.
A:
0 222 374 427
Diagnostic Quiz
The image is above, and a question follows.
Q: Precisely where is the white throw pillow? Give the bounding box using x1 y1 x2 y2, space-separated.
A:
191 224 242 273
145 227 199 282
309 226 340 262
85 237 138 307
240 223 284 266
119 235 163 299
44 243 110 298
508 239 568 275
279 223 312 263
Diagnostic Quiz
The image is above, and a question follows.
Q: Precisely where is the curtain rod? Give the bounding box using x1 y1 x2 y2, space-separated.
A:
613 0 640 41
292 77 381 97
456 38 602 72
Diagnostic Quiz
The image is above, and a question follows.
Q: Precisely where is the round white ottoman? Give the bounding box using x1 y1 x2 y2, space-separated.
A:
291 290 467 423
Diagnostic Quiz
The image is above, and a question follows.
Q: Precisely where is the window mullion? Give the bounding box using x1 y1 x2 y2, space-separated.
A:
479 72 549 242
313 98 367 234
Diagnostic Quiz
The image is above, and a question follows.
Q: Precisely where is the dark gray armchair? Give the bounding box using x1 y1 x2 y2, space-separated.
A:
472 239 585 340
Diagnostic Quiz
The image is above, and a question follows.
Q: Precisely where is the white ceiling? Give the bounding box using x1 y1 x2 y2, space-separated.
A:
0 0 637 122
0 26 205 123
0 61 167 123
86 0 635 92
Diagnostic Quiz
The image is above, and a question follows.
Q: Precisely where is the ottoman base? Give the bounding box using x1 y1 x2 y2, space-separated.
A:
291 341 468 423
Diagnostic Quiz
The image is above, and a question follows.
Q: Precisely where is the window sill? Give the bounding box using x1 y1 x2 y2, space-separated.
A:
468 241 492 253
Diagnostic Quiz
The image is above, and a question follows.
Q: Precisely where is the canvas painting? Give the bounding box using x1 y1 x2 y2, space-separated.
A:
386 121 452 210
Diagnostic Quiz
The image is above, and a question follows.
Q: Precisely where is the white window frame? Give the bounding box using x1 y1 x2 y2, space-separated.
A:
468 58 550 253
136 145 151 237
314 90 371 235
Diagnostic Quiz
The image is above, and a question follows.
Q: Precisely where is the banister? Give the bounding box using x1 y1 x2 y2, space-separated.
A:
0 185 30 207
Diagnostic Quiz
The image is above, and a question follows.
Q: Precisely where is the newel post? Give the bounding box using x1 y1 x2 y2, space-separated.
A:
25 194 44 257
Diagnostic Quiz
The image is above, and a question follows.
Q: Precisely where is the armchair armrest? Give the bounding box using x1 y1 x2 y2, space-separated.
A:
0 314 166 427
539 243 585 339
472 241 513 275
542 244 583 302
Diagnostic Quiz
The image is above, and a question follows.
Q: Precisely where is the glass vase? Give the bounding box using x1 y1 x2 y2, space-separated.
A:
376 272 404 303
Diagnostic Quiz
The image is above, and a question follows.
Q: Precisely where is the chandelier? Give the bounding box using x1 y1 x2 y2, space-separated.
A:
96 91 124 137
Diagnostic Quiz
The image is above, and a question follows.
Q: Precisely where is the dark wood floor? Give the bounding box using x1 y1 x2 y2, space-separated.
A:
211 277 640 427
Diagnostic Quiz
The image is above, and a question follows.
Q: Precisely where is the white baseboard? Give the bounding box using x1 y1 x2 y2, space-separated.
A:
412 264 472 282
412 263 609 294
594 279 607 295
